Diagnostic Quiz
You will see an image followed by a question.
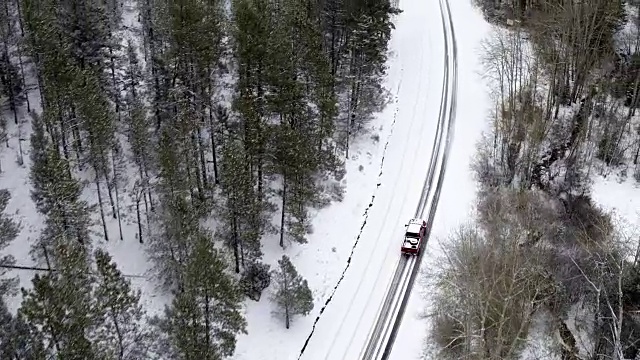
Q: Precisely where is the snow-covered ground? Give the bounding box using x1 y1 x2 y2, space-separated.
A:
2 89 45 313
592 173 640 234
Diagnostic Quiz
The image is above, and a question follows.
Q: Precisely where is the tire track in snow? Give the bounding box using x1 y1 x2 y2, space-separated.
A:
297 70 404 360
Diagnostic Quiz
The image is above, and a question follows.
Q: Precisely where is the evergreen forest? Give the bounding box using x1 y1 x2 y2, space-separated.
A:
0 0 399 357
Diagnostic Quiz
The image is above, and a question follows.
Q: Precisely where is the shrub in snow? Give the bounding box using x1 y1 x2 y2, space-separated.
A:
271 255 313 329
240 261 271 301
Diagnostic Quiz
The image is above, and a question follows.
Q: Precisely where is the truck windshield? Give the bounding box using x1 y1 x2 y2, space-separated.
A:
406 231 420 238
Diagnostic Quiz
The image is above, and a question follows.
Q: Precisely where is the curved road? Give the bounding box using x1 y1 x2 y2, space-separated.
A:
358 0 458 358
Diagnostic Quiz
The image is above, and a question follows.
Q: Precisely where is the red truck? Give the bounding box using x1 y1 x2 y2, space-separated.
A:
401 218 427 255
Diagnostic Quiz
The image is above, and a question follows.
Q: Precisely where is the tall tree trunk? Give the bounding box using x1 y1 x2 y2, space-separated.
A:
17 44 30 112
197 126 208 189
240 238 246 269
232 214 240 273
330 11 337 81
185 154 196 202
95 175 109 241
1 9 13 119
143 188 150 229
280 175 287 248
208 102 219 184
42 244 52 270
285 303 290 329
57 108 72 166
256 64 265 198
257 159 263 198
70 104 83 157
284 274 290 329
190 132 204 201
109 45 121 121
15 0 24 36
143 166 155 212
110 311 124 359
138 168 150 226
205 291 211 358
206 67 219 184
136 191 143 244
103 168 117 218
112 151 123 240
628 71 640 118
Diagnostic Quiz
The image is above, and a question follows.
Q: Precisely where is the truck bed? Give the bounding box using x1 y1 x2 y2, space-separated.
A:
401 237 420 253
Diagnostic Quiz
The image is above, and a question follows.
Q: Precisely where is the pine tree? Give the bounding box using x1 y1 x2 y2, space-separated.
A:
159 232 247 359
267 1 322 248
24 0 120 240
110 139 126 241
186 233 247 355
271 255 314 329
30 138 93 260
103 0 126 121
73 68 117 241
28 111 51 204
150 113 204 291
0 298 45 360
20 242 96 358
30 110 93 266
219 137 265 273
123 39 156 219
124 40 152 176
22 0 83 162
93 249 152 359
124 39 154 216
123 39 144 103
0 189 19 296
0 55 24 126
231 0 273 197
232 0 343 248
157 290 202 359
0 0 26 126
342 0 400 137
138 0 172 131
58 0 113 76
294 3 342 178
149 0 227 202
273 123 320 247
308 0 401 153
148 193 202 291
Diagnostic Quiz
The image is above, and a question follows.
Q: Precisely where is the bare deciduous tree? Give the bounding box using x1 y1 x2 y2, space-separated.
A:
423 223 554 360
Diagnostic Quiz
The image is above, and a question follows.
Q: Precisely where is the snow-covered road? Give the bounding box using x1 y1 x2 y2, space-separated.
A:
298 0 451 358
387 1 493 358
358 0 457 358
